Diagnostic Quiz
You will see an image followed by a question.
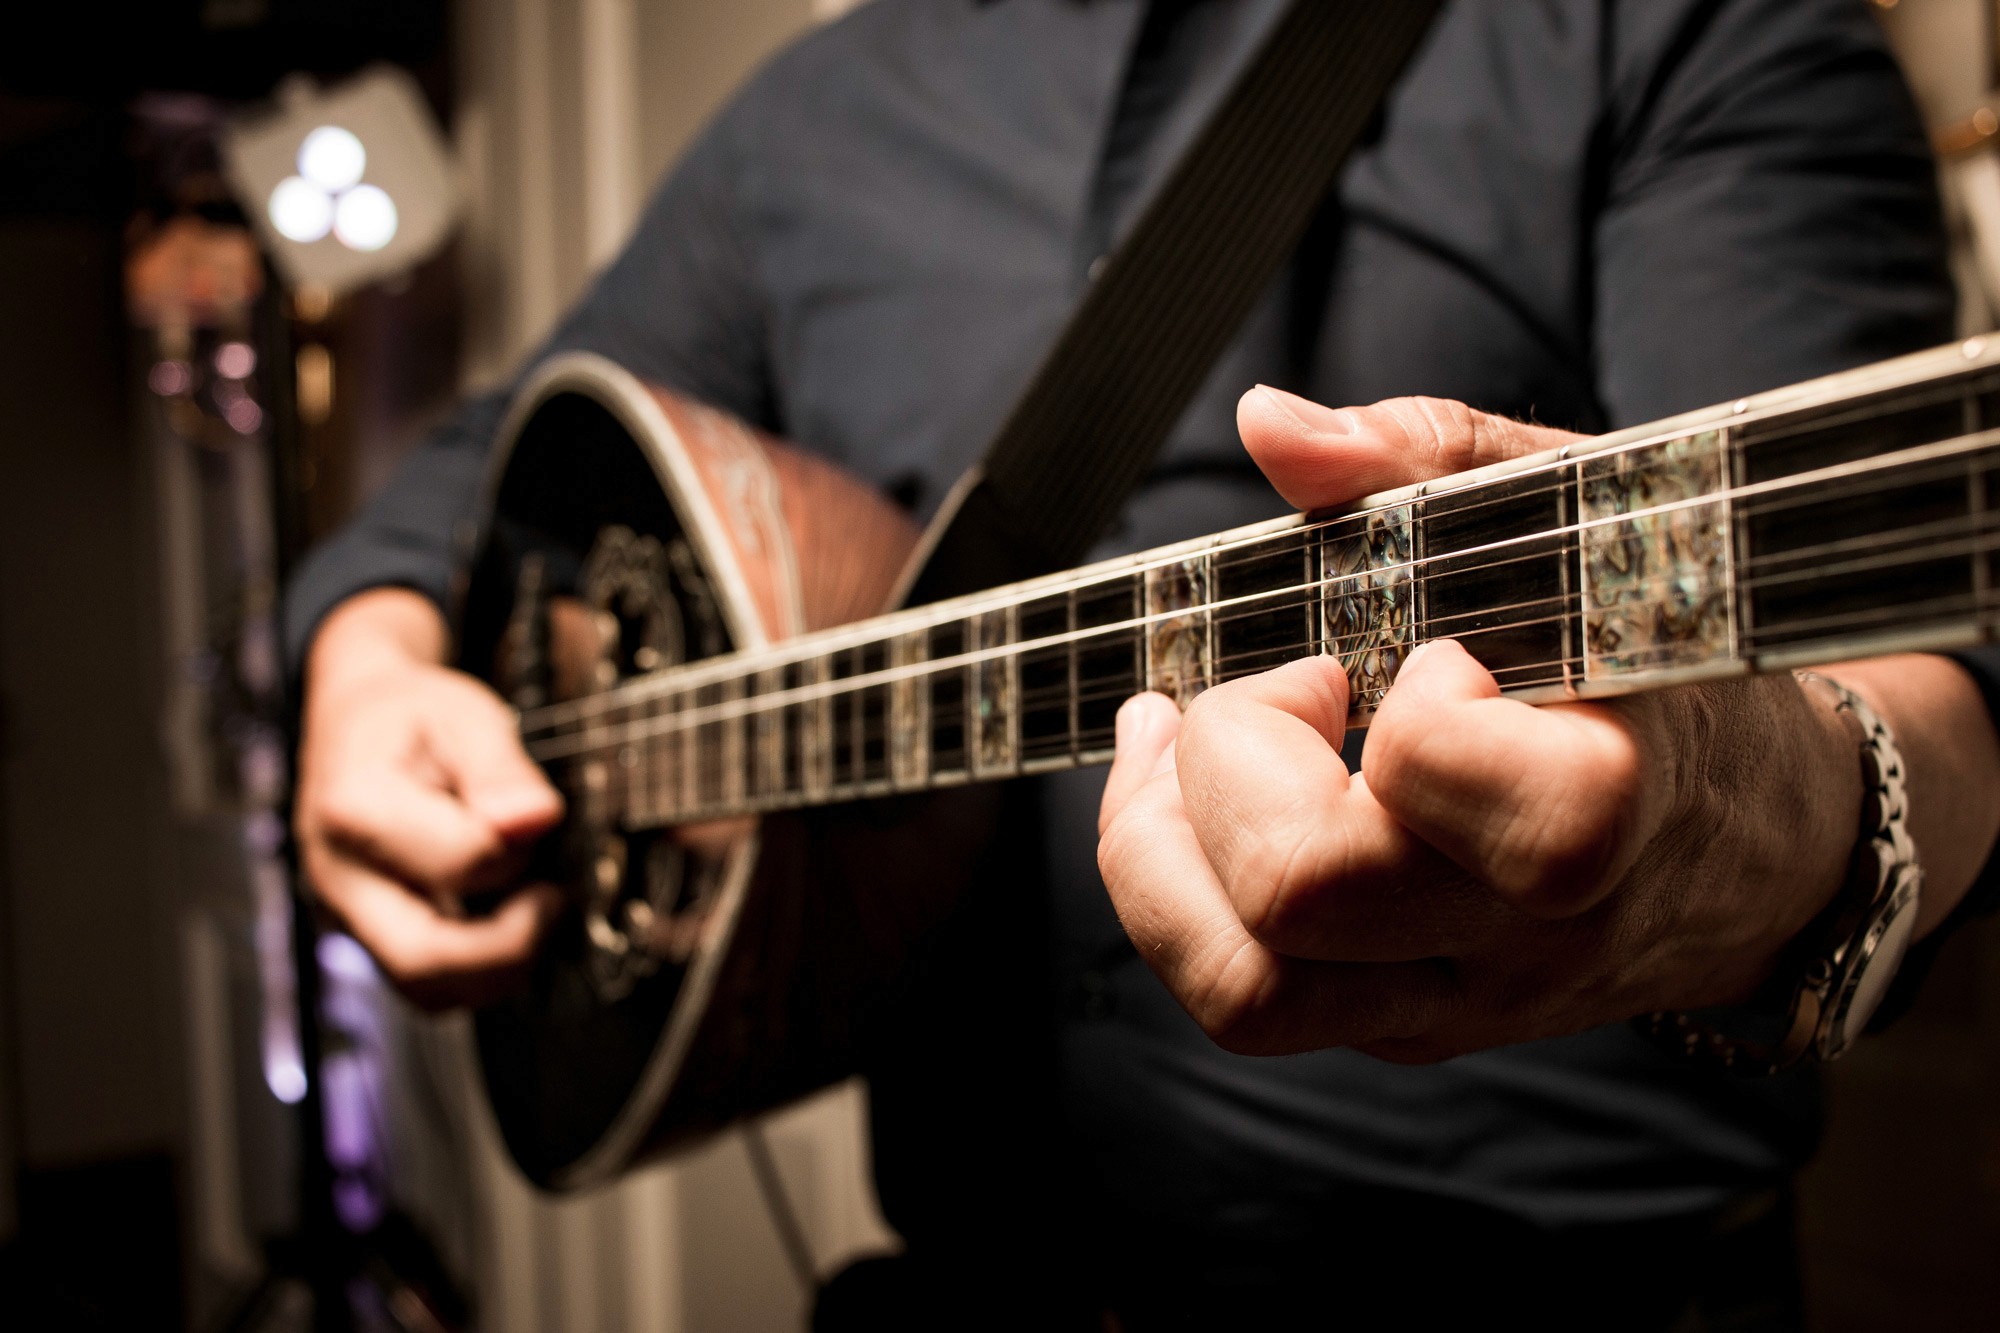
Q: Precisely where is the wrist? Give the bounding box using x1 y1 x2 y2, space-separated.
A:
1641 673 1924 1071
306 587 451 702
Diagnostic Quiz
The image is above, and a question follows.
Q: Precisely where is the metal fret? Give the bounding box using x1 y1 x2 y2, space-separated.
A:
1018 592 1074 770
1213 529 1317 687
1418 471 1571 694
1736 375 1986 662
927 619 969 779
1073 574 1141 757
857 640 891 789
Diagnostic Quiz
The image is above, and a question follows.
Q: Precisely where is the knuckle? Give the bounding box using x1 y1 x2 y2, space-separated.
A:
1174 684 1230 754
1095 805 1142 884
311 776 380 845
365 934 434 989
1361 707 1426 795
1185 943 1281 1054
1228 826 1321 951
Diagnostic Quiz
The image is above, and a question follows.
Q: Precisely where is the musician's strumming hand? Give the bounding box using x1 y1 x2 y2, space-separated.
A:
1094 389 2000 1059
296 587 564 1010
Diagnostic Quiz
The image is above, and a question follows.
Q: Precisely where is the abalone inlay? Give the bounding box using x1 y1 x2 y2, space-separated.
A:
801 654 834 797
890 630 928 787
1321 505 1414 715
971 608 1018 775
753 666 785 798
716 675 746 807
1580 431 1734 678
1144 556 1212 708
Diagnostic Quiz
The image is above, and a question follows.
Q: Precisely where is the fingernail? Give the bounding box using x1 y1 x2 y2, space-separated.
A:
1257 385 1356 435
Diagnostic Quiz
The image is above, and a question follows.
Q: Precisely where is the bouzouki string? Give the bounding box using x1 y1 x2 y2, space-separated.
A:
518 414 2000 738
519 429 2000 762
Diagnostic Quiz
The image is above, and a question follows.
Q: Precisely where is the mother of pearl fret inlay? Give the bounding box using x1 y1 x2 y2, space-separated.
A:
1144 556 1212 707
1320 504 1414 715
972 607 1019 776
1580 430 1736 678
802 654 834 798
754 666 786 797
890 630 928 788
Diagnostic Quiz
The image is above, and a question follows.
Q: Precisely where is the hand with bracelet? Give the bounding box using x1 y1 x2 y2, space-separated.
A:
1095 388 2000 1065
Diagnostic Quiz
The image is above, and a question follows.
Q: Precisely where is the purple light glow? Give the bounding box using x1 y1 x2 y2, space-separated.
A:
149 360 190 396
215 341 257 379
226 399 264 434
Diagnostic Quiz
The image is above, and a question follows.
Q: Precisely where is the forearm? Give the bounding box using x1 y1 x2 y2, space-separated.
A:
1822 654 2000 938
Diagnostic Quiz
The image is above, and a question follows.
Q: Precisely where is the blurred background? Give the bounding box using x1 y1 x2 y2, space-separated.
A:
1 0 1999 1329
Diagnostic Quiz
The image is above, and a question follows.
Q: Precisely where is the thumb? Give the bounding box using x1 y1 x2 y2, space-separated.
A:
1099 692 1183 836
1237 386 1582 511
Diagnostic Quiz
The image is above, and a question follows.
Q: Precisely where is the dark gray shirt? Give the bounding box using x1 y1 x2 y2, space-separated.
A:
289 0 1975 1272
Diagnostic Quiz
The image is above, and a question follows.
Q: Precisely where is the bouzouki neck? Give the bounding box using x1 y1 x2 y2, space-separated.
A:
521 339 2000 829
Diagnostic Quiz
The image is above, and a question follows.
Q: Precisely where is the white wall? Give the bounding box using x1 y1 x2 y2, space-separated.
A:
433 5 897 1328
456 0 842 383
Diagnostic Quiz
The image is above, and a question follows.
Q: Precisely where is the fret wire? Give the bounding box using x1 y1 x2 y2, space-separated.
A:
653 584 2000 824
647 576 2000 821
557 508 2000 773
629 579 2000 825
526 429 2000 752
532 538 1582 749
524 515 1946 764
518 458 1577 733
591 596 1594 774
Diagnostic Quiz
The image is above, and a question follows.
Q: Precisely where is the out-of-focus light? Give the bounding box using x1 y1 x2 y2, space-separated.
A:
148 360 190 396
226 399 264 434
298 125 366 192
333 184 397 252
224 67 459 294
214 341 257 379
269 176 333 243
266 1057 309 1105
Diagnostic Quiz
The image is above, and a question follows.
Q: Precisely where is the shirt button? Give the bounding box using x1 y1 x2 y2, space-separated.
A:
1087 255 1108 282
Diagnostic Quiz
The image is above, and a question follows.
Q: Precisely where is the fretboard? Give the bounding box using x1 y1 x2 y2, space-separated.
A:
521 339 2000 830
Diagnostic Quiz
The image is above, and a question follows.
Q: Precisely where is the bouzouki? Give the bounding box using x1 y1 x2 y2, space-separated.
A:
462 337 2000 1188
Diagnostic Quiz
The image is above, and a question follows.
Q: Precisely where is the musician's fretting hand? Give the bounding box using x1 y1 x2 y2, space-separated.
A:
1095 388 2000 1059
296 587 564 1010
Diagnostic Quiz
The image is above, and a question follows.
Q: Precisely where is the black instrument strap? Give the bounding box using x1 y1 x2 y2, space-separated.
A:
906 0 1444 605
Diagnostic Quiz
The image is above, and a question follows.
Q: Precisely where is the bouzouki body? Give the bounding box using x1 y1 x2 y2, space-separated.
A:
460 353 975 1189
